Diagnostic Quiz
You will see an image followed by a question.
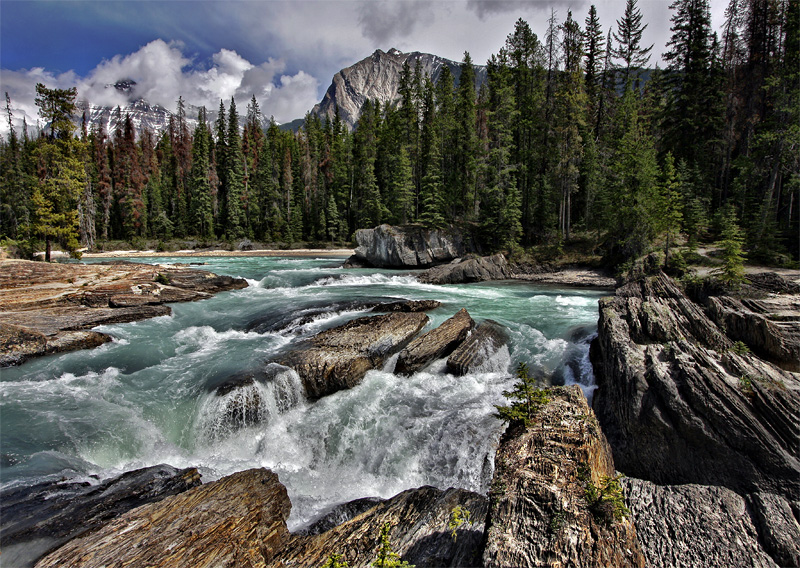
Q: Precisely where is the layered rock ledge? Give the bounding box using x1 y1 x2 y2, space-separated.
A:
345 224 471 268
0 259 247 366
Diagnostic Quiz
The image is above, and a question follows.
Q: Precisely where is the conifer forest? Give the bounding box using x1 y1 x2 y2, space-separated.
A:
1 0 798 267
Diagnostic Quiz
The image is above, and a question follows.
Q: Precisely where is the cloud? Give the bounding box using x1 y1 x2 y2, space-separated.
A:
358 0 436 44
466 0 584 20
0 39 320 136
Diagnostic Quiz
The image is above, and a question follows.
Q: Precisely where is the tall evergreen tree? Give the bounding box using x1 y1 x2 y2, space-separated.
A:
612 0 654 86
225 98 245 238
190 107 214 238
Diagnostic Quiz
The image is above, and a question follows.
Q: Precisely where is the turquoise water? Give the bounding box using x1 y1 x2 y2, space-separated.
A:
0 256 607 528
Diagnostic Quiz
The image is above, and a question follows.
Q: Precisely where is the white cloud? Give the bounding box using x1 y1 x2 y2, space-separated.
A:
0 39 320 136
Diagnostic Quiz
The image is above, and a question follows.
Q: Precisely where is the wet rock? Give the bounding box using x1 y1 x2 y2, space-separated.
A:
349 224 470 268
373 299 441 313
0 464 201 568
0 260 247 367
34 468 291 568
591 271 800 499
395 308 475 375
482 385 645 568
446 319 508 376
276 486 488 568
279 312 429 399
298 497 386 536
418 253 513 284
623 478 779 568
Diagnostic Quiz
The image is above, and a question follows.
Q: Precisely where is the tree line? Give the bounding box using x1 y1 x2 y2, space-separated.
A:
1 0 797 266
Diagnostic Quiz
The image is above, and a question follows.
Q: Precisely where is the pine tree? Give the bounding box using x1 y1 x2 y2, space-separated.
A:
454 52 479 219
715 204 747 287
658 152 684 267
225 98 245 238
190 107 214 238
612 0 653 86
584 5 606 127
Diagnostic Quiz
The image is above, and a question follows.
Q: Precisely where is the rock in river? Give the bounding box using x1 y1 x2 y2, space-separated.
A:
279 311 429 399
418 253 513 284
346 224 470 268
395 308 475 375
446 319 509 376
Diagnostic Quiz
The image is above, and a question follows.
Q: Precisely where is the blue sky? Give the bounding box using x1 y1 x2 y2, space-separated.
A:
1 0 729 132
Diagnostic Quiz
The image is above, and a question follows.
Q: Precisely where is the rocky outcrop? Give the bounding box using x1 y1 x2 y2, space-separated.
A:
395 308 474 375
622 478 780 568
418 254 513 284
483 385 645 568
0 259 247 366
591 271 800 499
348 224 471 268
446 319 508 376
313 49 486 131
34 468 291 568
279 311 429 398
0 464 201 568
276 486 488 567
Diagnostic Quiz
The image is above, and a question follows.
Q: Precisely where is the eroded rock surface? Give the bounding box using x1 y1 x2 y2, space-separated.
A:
0 259 247 366
483 385 645 568
34 468 291 568
446 319 508 376
279 311 429 398
591 271 800 499
348 224 470 268
395 308 475 375
1 464 201 568
623 478 779 568
276 486 488 568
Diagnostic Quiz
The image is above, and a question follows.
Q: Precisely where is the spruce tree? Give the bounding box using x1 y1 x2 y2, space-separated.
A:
612 0 653 86
584 5 606 127
225 98 245 239
190 107 214 238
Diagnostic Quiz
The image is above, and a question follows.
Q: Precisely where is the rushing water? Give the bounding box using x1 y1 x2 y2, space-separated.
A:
0 256 607 529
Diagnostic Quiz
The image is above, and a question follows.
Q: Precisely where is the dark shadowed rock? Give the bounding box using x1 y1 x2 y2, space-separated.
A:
395 308 475 375
275 486 488 568
746 271 800 294
350 224 471 268
0 465 201 568
279 312 429 399
622 478 779 568
298 497 386 536
34 468 291 568
446 319 508 376
483 385 645 568
591 271 800 499
747 491 800 567
418 254 513 284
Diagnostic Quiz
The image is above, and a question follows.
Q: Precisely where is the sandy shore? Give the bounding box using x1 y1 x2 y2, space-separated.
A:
79 248 355 259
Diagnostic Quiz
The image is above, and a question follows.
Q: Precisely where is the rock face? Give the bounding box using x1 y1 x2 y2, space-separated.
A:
276 486 489 567
34 468 292 568
349 224 471 268
0 259 247 366
395 308 475 375
0 465 201 568
591 271 800 499
418 253 513 284
313 48 486 131
446 319 509 375
482 385 645 568
279 311 429 399
622 478 780 568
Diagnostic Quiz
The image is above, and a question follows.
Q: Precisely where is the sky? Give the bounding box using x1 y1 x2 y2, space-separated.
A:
0 0 730 133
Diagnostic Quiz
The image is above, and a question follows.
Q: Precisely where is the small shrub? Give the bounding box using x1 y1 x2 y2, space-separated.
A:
372 522 413 568
322 553 349 568
548 509 566 534
739 375 754 395
494 362 550 427
448 505 472 541
584 473 630 524
154 272 171 285
730 341 750 356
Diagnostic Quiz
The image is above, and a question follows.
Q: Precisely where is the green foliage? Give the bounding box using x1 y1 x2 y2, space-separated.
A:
714 205 747 289
494 362 550 427
447 505 472 541
730 341 750 356
154 272 171 285
584 473 630 524
321 553 349 568
739 375 754 396
372 522 413 568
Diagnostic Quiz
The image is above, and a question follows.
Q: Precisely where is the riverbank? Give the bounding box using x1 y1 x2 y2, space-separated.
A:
79 248 355 259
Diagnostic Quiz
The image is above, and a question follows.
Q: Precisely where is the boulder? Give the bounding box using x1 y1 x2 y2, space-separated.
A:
446 319 508 376
747 491 800 568
34 468 291 568
279 312 429 399
275 486 488 568
349 224 470 268
395 308 475 375
591 271 800 499
623 478 779 568
0 464 201 568
482 385 645 568
418 254 513 284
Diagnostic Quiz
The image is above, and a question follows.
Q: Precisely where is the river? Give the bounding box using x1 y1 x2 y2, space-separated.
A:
0 255 607 529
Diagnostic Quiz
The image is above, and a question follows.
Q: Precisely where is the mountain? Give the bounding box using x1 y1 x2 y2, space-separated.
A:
313 48 487 130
